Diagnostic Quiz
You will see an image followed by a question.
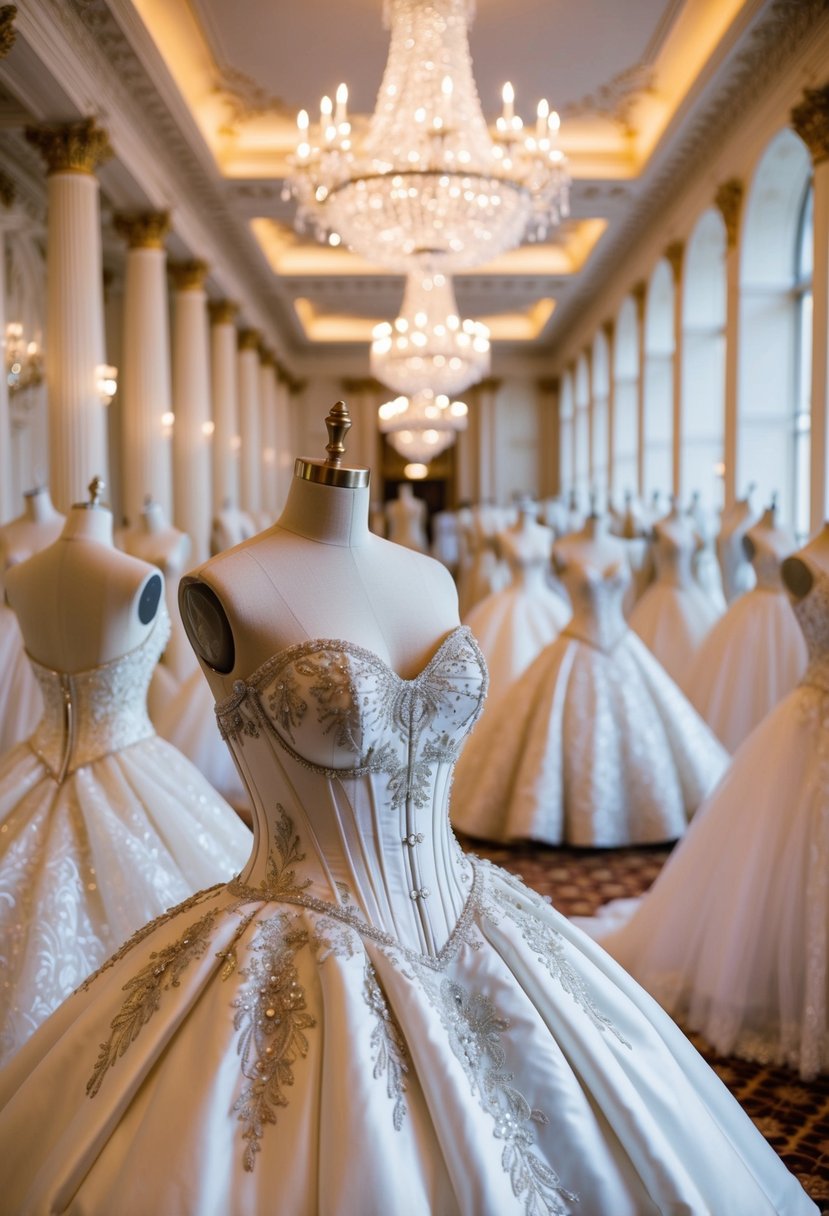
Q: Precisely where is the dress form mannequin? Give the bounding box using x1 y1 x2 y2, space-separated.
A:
687 491 726 612
717 486 759 602
385 482 428 553
6 479 162 674
554 510 627 573
181 403 458 701
0 487 66 755
121 499 196 687
211 498 258 556
781 521 829 599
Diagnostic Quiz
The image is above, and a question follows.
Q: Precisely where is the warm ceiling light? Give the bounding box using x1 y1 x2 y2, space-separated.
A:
404 462 429 479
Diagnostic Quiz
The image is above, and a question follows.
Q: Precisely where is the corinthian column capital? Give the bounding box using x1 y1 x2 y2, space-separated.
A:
0 5 17 58
791 83 829 166
26 118 112 176
169 259 209 291
714 179 745 248
237 328 261 352
114 211 171 250
208 299 238 325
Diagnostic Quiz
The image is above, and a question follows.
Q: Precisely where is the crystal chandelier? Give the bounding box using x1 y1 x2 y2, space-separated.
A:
5 323 43 396
371 270 490 397
379 389 468 462
286 0 569 272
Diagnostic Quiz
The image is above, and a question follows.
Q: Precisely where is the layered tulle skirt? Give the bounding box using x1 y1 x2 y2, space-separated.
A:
0 861 814 1215
628 580 722 687
0 735 251 1064
464 583 570 708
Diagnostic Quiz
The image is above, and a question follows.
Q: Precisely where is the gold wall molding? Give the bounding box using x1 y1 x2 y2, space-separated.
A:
25 118 112 176
537 377 560 394
170 259 209 291
714 179 745 248
237 328 261 352
631 280 647 320
0 4 17 58
664 239 685 282
791 83 829 165
601 318 616 343
114 211 170 250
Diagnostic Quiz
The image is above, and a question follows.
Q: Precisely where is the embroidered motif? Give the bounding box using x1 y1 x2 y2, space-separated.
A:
364 961 409 1130
231 913 315 1171
86 905 220 1097
436 978 575 1216
265 669 307 742
228 805 311 904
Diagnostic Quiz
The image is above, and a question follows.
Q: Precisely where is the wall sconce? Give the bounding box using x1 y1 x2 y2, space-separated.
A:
95 364 118 405
6 323 44 396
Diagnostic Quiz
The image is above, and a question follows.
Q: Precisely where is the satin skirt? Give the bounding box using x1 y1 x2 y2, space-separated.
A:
0 605 42 759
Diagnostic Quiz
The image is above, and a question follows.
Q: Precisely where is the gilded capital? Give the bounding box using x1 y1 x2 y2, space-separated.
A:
537 377 560 395
169 259 209 291
631 280 647 320
601 317 615 343
714 179 744 248
237 328 261 352
664 240 685 282
0 5 17 58
259 346 276 367
0 168 14 208
114 211 171 250
791 84 829 165
208 299 238 325
25 118 112 176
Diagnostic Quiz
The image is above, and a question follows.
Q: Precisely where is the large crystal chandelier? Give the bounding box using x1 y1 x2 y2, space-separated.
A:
379 390 468 462
371 270 490 397
286 0 569 272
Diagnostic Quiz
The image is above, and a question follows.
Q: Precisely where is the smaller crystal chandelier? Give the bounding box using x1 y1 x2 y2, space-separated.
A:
5 323 43 396
379 390 468 463
371 271 490 398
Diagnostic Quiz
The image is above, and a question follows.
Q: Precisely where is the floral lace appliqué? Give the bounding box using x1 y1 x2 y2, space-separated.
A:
364 960 409 1130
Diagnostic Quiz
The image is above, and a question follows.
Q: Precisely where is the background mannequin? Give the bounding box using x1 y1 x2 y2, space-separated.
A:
782 521 829 599
553 508 627 573
0 487 65 755
717 486 758 602
210 497 257 555
385 481 428 553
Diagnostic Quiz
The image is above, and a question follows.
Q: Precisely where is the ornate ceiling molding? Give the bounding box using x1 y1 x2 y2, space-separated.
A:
0 4 17 58
791 83 829 165
213 64 292 134
562 62 655 133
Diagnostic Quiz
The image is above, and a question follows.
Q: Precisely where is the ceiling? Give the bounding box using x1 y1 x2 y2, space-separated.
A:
0 0 792 372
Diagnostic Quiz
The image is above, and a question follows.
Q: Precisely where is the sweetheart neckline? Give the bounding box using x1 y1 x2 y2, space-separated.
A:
216 623 480 711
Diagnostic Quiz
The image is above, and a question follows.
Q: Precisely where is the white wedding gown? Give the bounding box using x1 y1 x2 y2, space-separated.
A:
463 529 570 708
452 559 727 847
685 531 807 751
0 604 43 756
0 626 814 1215
581 556 829 1081
629 523 722 686
0 610 251 1065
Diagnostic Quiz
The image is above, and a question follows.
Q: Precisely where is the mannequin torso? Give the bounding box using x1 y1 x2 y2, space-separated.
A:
782 523 829 599
554 513 627 573
0 488 65 590
743 507 795 592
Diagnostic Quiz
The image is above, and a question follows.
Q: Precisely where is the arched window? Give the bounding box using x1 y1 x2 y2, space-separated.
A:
643 259 674 500
573 354 590 497
559 369 575 493
591 329 610 506
612 295 639 503
681 208 726 509
738 128 812 535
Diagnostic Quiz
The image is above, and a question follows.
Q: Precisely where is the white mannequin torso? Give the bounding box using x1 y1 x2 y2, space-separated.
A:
121 501 191 574
0 488 65 592
5 505 163 672
554 514 627 572
181 475 459 702
782 523 829 599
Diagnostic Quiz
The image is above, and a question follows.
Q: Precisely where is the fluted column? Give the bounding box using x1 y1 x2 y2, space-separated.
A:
273 364 294 512
208 301 239 511
792 84 829 530
115 211 172 523
665 240 685 499
715 179 745 511
25 119 111 509
603 319 616 497
0 174 14 522
259 349 278 521
237 328 261 518
632 281 647 497
476 377 501 502
170 259 211 562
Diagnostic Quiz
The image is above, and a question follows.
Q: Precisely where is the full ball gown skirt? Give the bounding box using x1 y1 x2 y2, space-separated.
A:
684 554 807 752
0 611 251 1065
452 564 728 847
0 626 813 1216
0 604 42 757
581 561 829 1080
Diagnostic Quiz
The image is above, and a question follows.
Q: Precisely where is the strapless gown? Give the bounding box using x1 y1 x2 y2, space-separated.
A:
580 558 829 1080
0 626 813 1215
629 527 722 686
0 611 251 1065
0 604 42 757
685 541 807 751
452 562 727 847
464 543 570 708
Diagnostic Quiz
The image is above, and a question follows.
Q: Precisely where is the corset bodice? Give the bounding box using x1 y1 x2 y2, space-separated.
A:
793 562 829 693
558 560 629 651
501 531 552 592
750 536 788 592
28 610 169 780
652 525 696 589
215 626 488 957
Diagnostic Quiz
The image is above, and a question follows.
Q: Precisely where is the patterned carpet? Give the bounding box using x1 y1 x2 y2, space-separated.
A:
462 837 829 1210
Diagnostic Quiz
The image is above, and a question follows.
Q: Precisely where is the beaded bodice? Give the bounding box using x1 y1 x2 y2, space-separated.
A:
559 560 629 652
28 610 169 780
215 626 488 956
652 523 697 589
793 562 829 694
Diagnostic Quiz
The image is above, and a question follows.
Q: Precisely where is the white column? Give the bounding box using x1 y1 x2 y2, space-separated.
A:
476 377 501 502
208 300 240 511
603 320 616 497
0 192 12 522
273 365 294 512
340 378 380 474
792 86 829 530
632 281 647 498
666 240 685 500
237 328 261 518
26 120 110 511
115 211 172 524
259 349 279 521
171 259 211 562
715 179 745 513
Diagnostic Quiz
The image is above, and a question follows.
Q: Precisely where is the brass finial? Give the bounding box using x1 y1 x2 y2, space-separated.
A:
88 476 105 506
293 400 370 489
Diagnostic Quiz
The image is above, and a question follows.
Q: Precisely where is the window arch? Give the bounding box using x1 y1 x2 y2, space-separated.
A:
611 295 639 503
681 207 726 509
591 329 610 506
573 353 590 497
642 259 674 500
559 368 575 493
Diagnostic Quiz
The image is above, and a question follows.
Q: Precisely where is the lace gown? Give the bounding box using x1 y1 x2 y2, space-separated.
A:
629 524 722 687
582 558 829 1081
0 604 43 757
685 533 807 751
1 630 811 1216
452 560 727 847
0 611 251 1065
463 530 570 709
